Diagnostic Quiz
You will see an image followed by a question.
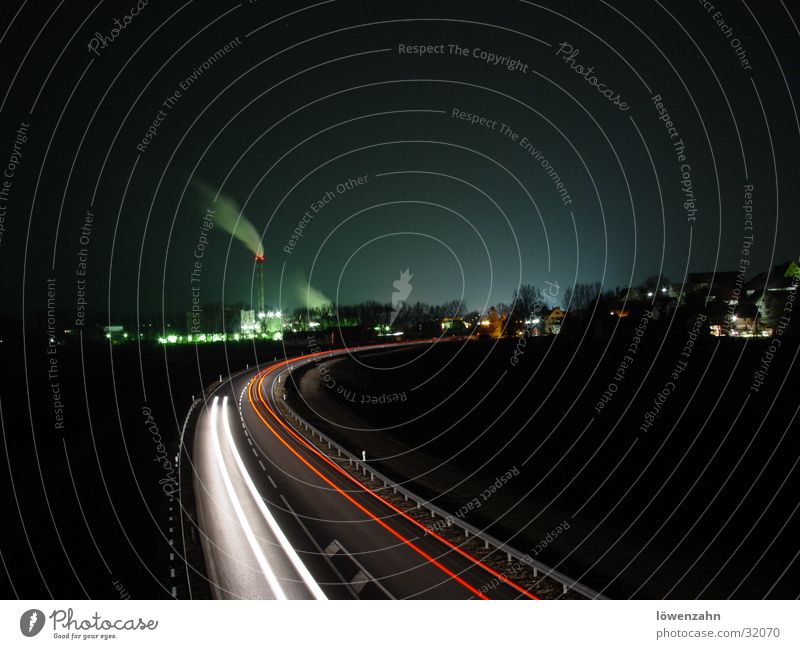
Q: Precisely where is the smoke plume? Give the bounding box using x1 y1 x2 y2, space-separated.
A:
193 180 264 258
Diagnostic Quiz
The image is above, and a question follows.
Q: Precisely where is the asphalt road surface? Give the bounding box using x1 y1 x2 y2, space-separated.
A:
192 345 538 600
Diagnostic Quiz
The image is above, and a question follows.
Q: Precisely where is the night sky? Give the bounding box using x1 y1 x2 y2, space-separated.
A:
0 0 798 319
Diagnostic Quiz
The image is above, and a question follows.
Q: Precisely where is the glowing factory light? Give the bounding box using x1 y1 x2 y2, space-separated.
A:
209 397 287 600
258 312 266 320
167 335 178 344
219 397 326 600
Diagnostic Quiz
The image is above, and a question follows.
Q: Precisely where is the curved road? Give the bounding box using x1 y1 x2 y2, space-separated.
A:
192 344 538 600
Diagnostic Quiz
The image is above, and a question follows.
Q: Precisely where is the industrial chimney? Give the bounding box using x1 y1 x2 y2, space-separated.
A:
255 254 265 316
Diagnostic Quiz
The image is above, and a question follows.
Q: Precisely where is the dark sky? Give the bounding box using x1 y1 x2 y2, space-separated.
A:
0 0 798 321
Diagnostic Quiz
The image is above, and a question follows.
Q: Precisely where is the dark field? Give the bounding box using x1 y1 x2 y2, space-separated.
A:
0 335 303 599
286 330 800 598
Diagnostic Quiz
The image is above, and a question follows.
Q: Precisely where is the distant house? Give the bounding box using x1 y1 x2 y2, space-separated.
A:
743 260 799 333
440 316 464 332
543 307 566 335
729 303 760 336
684 271 740 303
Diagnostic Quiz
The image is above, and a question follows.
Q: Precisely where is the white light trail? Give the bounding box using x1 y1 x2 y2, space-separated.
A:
220 396 327 600
209 396 287 599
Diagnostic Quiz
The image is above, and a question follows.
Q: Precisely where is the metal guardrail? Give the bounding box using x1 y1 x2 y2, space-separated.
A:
271 351 606 600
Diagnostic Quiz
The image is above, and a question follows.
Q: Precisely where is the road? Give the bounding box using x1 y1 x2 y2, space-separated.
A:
192 343 539 600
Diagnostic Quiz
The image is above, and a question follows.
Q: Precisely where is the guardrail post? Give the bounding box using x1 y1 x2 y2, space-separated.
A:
507 553 512 563
562 583 568 594
484 540 489 549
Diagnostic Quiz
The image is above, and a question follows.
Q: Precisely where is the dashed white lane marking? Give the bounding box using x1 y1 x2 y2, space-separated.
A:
251 447 258 457
258 460 266 471
267 475 277 489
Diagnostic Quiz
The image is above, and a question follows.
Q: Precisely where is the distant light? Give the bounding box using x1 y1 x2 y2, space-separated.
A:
257 312 266 319
275 311 282 318
730 314 737 321
661 287 667 293
610 311 615 315
647 291 654 297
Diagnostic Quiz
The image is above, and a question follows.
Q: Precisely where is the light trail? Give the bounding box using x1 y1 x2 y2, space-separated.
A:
252 350 540 600
219 396 327 600
208 396 286 599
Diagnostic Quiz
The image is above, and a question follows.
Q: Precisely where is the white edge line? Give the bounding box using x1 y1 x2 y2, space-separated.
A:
221 397 328 600
210 397 287 599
